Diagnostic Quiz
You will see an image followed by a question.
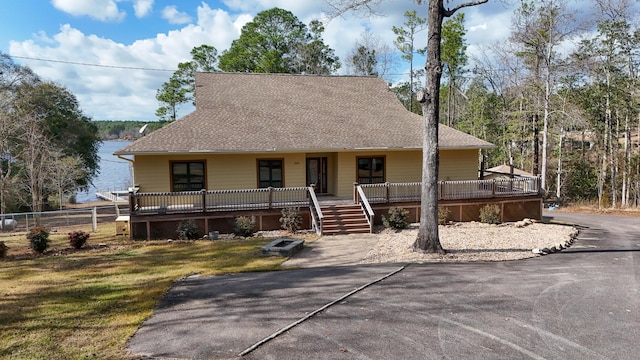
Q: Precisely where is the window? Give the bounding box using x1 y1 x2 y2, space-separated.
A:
357 157 385 184
171 161 205 191
258 159 283 188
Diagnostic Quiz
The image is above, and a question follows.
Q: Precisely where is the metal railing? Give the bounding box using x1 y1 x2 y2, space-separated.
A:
130 187 310 215
307 186 323 235
360 177 542 203
356 185 375 233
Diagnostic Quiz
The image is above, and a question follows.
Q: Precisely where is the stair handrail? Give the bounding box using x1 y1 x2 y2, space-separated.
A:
308 185 323 235
356 185 374 233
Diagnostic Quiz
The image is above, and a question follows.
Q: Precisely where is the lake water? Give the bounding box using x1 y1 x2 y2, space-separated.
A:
76 140 132 203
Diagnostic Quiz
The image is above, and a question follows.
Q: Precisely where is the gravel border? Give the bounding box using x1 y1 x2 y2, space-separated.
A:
359 220 579 264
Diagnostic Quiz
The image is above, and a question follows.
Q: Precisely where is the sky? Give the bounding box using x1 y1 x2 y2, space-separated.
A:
1 0 518 121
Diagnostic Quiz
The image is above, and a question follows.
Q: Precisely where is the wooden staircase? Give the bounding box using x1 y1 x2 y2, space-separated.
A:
321 204 371 235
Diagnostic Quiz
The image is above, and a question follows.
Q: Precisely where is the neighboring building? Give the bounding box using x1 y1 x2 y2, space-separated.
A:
482 164 535 180
115 72 494 196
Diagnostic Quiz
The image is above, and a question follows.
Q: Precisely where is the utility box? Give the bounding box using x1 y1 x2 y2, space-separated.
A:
115 216 130 236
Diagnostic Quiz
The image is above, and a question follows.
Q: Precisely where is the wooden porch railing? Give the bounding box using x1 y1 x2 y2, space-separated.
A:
129 187 310 215
359 177 542 204
129 178 541 217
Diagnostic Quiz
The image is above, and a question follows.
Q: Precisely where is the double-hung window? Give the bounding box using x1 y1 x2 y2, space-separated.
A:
357 157 385 184
171 161 205 191
258 159 283 188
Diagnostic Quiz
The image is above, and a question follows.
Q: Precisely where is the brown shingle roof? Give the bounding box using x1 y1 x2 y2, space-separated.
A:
115 72 494 155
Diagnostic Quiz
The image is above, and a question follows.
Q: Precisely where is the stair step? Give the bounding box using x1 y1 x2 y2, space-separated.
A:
323 222 369 229
319 204 371 235
323 214 367 221
323 227 371 235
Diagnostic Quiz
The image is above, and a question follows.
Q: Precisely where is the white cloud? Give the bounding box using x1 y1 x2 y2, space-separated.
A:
9 5 239 120
161 5 193 24
51 0 126 22
133 0 154 18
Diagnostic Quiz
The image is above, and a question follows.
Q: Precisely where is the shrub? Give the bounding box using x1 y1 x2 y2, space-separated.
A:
479 204 501 224
438 207 451 225
234 216 256 237
176 219 199 240
68 230 90 249
0 241 8 258
280 207 302 233
27 226 50 253
382 207 409 230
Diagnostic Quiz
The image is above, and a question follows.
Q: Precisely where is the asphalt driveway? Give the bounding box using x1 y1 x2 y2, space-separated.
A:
127 211 640 359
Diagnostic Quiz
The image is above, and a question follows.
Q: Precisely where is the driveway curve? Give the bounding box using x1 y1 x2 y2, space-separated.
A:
127 211 640 360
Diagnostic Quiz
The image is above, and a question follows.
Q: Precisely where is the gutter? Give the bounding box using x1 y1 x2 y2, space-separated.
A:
116 154 134 164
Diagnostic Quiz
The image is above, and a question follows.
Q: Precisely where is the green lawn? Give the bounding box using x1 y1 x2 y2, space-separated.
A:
0 224 303 359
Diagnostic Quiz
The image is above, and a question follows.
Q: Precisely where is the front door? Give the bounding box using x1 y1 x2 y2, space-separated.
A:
306 157 328 194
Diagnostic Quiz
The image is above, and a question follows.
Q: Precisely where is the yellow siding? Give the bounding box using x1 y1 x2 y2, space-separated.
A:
386 151 422 183
133 149 479 196
133 153 307 192
439 149 480 180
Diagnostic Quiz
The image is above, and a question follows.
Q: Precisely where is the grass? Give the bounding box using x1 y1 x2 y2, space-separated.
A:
0 223 307 359
556 200 640 217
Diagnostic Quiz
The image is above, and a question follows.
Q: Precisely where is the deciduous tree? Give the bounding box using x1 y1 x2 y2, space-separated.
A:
346 30 395 76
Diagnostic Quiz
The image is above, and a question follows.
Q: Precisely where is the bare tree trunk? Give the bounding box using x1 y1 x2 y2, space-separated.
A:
533 114 539 176
556 129 564 200
622 115 630 207
414 0 445 254
447 83 453 126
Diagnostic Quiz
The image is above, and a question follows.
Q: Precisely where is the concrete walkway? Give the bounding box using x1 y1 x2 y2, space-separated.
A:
281 233 380 268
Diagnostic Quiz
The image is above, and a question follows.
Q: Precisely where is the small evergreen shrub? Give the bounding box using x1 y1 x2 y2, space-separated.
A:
438 207 451 225
382 207 409 230
234 216 256 237
479 204 501 224
280 207 302 233
0 241 8 258
27 226 50 253
68 230 90 249
176 219 199 240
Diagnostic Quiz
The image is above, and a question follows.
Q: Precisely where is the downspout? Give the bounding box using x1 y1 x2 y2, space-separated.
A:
116 155 136 188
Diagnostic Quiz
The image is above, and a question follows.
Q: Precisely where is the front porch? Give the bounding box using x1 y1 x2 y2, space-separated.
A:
126 178 543 240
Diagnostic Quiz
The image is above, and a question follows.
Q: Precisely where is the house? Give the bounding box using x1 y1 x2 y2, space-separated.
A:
115 73 541 239
116 72 493 195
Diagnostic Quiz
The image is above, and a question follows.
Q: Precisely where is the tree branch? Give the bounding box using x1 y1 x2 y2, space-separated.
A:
325 0 385 19
443 0 489 17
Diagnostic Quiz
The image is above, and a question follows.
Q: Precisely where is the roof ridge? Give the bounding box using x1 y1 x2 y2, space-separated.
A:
196 71 379 79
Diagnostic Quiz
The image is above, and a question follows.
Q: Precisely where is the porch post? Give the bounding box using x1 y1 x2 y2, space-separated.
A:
129 190 135 213
353 182 359 204
268 187 273 209
201 189 207 213
385 182 390 203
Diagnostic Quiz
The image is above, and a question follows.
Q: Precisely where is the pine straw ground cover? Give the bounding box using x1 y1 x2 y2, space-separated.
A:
0 223 309 359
